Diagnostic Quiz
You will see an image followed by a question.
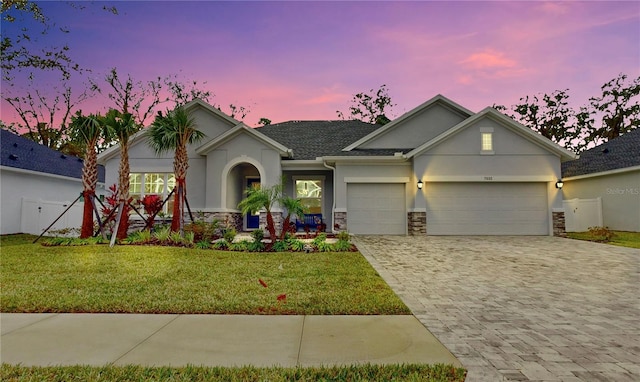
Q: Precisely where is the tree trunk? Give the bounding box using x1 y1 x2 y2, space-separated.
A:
80 139 98 239
266 212 277 241
171 143 189 234
116 143 130 240
170 179 185 232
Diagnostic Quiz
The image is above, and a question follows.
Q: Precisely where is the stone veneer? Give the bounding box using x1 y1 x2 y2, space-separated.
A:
259 211 283 237
333 211 347 232
552 211 567 237
408 211 427 235
199 212 243 232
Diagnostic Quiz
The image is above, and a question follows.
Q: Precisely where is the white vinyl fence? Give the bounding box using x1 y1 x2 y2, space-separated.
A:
20 198 83 235
563 197 603 232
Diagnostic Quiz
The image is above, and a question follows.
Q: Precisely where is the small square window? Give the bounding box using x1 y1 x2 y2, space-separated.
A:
481 132 493 152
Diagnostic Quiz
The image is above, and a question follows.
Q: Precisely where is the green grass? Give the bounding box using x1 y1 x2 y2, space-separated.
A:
0 364 467 382
566 231 640 249
0 235 410 315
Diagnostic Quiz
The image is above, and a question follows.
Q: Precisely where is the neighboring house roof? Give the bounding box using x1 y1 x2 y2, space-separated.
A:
0 129 105 182
257 120 397 160
562 128 640 178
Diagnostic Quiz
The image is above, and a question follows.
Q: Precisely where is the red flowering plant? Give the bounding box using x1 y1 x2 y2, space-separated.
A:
139 194 164 230
100 184 133 236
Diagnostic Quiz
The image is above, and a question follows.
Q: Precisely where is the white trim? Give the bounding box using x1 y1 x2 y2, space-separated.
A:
342 94 474 151
408 208 427 213
0 165 105 186
281 160 325 170
563 165 640 181
220 156 265 210
344 177 410 183
552 208 565 213
334 207 347 213
322 156 408 163
425 175 554 182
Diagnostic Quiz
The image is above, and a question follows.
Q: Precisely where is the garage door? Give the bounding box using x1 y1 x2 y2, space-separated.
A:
347 183 406 235
426 182 548 235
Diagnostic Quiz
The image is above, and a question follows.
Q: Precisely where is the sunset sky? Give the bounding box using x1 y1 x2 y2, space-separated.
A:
2 1 639 127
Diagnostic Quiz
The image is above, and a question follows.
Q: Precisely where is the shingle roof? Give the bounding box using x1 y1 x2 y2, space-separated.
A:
562 128 640 177
256 120 410 160
1 129 105 182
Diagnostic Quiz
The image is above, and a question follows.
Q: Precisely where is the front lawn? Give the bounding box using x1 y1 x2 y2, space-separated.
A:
0 364 467 382
0 235 410 315
566 230 640 249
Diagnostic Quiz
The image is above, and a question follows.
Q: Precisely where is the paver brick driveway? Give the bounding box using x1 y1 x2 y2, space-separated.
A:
354 236 639 382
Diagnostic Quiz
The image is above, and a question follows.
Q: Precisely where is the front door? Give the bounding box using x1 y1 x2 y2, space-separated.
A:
246 178 260 229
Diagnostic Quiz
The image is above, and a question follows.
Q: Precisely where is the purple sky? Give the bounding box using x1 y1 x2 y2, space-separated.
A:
2 1 639 127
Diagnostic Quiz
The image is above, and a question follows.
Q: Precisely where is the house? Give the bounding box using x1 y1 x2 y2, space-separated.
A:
97 95 576 236
0 129 105 235
561 129 640 232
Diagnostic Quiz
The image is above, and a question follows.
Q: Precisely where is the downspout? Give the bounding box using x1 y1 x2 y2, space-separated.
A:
323 160 336 234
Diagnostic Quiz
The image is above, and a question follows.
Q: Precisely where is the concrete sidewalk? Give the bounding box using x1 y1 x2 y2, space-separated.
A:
0 313 461 368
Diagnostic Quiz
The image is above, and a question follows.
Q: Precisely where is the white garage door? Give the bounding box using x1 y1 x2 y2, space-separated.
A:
347 183 406 235
426 182 548 235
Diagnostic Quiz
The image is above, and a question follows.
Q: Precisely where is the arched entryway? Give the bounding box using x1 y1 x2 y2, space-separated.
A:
222 157 264 231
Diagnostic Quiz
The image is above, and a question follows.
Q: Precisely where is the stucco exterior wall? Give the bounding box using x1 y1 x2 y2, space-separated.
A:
0 168 104 234
361 103 467 149
413 116 564 212
563 170 640 232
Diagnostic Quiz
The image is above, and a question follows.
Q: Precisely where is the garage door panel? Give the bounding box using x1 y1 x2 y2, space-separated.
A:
426 183 548 235
348 183 406 235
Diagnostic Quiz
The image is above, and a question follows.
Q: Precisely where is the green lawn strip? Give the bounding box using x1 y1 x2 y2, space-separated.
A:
566 231 640 249
1 236 410 315
0 364 467 382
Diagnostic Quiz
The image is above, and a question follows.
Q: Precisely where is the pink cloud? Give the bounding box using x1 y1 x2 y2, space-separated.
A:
460 50 517 70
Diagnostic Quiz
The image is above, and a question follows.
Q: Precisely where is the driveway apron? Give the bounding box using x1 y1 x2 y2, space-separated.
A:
354 236 639 382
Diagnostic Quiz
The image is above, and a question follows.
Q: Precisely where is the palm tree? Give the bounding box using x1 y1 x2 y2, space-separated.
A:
69 111 106 238
148 106 205 233
238 183 282 241
280 196 306 240
104 109 138 239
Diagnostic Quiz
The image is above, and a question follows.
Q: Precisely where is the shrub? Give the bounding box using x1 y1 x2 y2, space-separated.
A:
125 231 151 245
333 240 352 252
287 238 305 252
316 241 333 252
183 231 195 246
248 240 265 252
272 240 288 252
312 233 327 247
153 226 171 244
212 240 228 250
251 229 264 242
223 227 237 243
337 231 350 242
588 226 616 242
228 241 249 252
195 240 211 250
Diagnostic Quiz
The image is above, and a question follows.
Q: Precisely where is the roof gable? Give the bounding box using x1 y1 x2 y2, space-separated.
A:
562 128 640 177
1 129 105 182
343 94 474 151
405 107 577 161
196 123 292 157
98 99 240 163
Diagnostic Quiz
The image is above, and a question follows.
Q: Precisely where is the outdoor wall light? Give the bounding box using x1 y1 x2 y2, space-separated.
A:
555 179 564 189
417 180 424 190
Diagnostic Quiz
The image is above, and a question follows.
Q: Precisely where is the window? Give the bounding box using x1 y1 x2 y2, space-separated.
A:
295 179 323 214
480 127 494 154
129 172 176 214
